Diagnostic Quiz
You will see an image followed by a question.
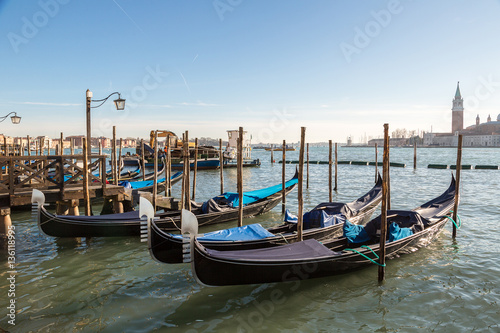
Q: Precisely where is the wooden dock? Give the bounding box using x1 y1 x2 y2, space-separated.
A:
0 154 126 207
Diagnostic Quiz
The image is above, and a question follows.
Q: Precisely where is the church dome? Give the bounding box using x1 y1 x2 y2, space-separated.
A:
497 114 500 122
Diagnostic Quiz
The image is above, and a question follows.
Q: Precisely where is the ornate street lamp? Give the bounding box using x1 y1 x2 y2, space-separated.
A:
0 112 21 124
86 89 125 157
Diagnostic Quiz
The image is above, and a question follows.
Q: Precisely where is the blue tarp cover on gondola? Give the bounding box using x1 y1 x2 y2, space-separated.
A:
284 209 346 229
119 171 182 189
388 222 413 242
344 211 423 243
204 239 337 260
343 220 371 243
220 175 298 207
172 223 275 241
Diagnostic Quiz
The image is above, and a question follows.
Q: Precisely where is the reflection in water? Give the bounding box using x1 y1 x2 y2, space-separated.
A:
1 147 499 332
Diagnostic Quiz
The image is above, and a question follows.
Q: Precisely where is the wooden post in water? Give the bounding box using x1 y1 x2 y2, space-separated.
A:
60 132 64 155
219 138 224 194
387 137 391 210
112 126 117 185
297 127 306 242
271 144 274 164
3 136 6 156
282 139 286 214
378 123 390 282
27 135 31 156
165 135 172 197
153 131 158 211
180 135 185 212
192 138 198 200
184 131 191 211
334 142 338 191
98 140 102 178
141 139 146 181
375 143 378 182
413 141 417 170
237 127 244 227
329 140 333 201
165 136 171 197
118 138 123 179
70 138 74 174
452 135 463 238
83 137 91 216
306 143 309 189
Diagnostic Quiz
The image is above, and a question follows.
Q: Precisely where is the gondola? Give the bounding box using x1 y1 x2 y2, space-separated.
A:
182 176 457 286
31 171 299 238
119 171 183 192
148 176 382 264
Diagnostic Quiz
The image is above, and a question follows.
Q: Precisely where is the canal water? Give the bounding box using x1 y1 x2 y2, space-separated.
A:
1 147 498 332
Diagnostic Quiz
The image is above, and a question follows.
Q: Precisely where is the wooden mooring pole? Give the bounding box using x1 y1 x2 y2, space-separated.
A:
118 138 123 178
112 126 117 185
153 131 158 211
98 140 102 178
378 123 390 282
334 142 338 191
60 132 64 155
329 140 333 201
452 135 463 238
219 138 224 194
270 144 274 164
83 137 91 216
184 131 190 211
141 139 146 181
237 127 244 227
375 143 378 182
297 127 306 241
180 135 185 212
387 138 391 210
306 143 309 189
413 141 417 170
282 139 286 214
192 138 198 201
165 136 171 197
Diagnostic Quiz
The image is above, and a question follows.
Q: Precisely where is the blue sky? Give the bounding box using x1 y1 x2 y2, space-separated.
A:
1 0 500 143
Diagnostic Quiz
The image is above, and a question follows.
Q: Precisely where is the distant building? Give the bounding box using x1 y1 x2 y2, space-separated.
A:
452 82 464 133
367 137 409 147
424 82 500 147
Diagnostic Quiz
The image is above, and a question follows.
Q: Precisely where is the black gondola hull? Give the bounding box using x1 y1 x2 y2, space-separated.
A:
192 218 448 286
37 180 297 238
149 191 381 264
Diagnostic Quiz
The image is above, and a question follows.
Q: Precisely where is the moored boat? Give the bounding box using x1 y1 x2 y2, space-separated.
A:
148 176 382 264
182 176 457 286
32 171 299 238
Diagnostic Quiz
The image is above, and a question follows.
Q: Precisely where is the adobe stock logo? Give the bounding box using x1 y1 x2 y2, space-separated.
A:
7 0 71 54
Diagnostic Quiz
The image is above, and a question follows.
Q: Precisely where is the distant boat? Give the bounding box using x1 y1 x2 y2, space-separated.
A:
223 129 261 168
265 145 295 151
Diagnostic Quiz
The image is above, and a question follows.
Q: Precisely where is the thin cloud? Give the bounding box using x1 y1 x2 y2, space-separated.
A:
14 102 82 106
177 102 222 107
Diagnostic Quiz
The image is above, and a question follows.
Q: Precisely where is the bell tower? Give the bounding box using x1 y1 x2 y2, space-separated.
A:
452 82 464 133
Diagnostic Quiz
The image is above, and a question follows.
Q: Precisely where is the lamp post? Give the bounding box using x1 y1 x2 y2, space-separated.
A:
85 89 125 157
0 112 21 124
